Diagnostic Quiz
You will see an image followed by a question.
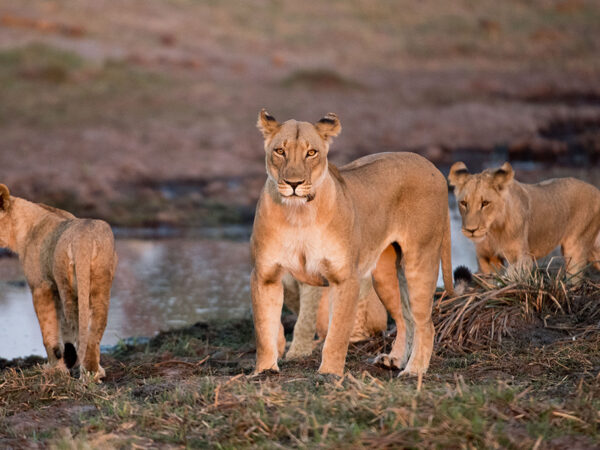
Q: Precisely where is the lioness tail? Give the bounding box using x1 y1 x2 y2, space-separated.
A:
441 212 455 297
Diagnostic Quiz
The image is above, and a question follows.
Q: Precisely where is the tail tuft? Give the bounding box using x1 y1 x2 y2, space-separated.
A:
64 342 78 369
453 266 473 284
453 266 473 295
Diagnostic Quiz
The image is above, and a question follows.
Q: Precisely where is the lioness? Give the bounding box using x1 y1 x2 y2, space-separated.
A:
282 273 387 360
251 110 454 377
448 162 600 277
0 184 117 380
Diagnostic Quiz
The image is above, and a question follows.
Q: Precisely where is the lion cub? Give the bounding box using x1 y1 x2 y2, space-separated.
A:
0 184 117 380
448 162 600 279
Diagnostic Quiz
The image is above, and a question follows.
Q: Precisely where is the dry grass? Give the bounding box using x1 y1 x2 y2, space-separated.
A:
1 267 599 447
434 262 600 351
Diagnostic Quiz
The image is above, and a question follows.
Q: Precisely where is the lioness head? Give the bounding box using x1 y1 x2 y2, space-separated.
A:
257 109 341 204
0 184 11 248
448 162 514 241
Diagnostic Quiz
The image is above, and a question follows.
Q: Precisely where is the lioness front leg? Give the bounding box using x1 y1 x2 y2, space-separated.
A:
318 278 360 376
251 269 284 374
371 245 408 369
286 284 322 360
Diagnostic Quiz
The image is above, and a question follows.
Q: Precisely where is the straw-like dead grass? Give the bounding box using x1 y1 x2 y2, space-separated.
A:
434 261 600 351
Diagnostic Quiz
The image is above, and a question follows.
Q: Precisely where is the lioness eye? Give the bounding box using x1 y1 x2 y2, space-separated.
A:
306 149 317 157
481 200 490 208
274 148 285 156
460 201 468 208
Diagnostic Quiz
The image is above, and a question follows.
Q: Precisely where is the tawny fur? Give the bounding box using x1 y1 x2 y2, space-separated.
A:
282 274 387 360
251 110 454 377
0 184 117 381
448 162 600 279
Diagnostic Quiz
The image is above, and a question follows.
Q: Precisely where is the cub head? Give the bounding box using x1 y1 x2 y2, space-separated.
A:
448 162 514 241
257 109 341 204
0 184 12 248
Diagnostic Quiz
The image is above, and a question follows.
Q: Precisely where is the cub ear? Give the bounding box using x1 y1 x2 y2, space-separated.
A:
257 109 280 140
314 113 341 142
493 162 514 190
0 184 10 212
448 162 470 189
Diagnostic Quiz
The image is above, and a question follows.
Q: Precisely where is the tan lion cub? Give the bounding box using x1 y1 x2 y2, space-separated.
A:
0 184 117 380
448 162 600 279
251 110 454 377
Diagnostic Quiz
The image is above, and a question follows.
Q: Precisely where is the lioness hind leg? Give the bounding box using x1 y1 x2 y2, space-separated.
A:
371 244 407 370
32 284 64 369
400 248 439 376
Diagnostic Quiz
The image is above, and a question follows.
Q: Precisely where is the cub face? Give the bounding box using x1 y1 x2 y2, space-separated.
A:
257 109 341 204
448 162 514 242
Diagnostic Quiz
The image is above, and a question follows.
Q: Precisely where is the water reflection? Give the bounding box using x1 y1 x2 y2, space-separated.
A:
0 201 478 359
0 238 253 359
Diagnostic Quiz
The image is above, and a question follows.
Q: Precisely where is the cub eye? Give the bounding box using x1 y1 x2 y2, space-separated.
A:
460 201 468 208
306 149 318 157
274 148 285 156
481 200 490 208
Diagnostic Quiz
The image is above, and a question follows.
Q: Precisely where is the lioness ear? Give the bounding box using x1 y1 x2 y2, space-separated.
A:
493 162 514 190
448 162 470 189
0 184 10 212
314 113 341 142
257 109 280 140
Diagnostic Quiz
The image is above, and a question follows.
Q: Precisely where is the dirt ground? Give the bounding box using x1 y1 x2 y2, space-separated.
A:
0 0 599 226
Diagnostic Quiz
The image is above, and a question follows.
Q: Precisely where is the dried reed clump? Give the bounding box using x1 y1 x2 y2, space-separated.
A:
434 261 600 352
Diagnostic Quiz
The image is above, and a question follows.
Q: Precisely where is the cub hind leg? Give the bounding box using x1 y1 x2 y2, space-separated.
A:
81 270 113 381
32 283 67 373
562 235 595 283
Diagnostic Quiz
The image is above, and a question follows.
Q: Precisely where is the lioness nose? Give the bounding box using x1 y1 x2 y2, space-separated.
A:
284 180 304 190
463 227 477 234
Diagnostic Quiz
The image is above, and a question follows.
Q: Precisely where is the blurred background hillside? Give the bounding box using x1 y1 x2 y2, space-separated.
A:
0 0 599 227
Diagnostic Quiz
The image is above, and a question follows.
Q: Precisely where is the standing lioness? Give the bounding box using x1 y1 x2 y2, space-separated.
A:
0 184 117 380
251 110 454 377
448 162 600 278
